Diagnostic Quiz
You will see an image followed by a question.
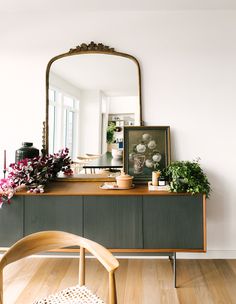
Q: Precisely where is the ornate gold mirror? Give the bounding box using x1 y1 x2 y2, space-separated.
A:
45 42 142 180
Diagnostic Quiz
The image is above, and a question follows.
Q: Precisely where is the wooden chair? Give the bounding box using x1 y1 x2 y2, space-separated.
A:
77 156 95 174
85 154 101 159
0 231 119 304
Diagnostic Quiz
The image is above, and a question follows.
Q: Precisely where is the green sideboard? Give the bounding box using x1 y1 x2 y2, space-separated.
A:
0 182 206 252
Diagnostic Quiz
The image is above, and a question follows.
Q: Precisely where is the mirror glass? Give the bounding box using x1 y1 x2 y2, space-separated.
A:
46 46 142 179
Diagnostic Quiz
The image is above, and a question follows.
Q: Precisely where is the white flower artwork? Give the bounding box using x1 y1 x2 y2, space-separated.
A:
147 140 157 150
124 126 170 181
145 159 154 168
136 143 146 153
132 133 163 172
152 153 162 162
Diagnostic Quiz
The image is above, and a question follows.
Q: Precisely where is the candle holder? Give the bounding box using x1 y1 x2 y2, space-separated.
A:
3 149 7 179
41 121 47 157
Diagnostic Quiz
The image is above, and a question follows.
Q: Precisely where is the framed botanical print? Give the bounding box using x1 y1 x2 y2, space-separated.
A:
124 126 171 182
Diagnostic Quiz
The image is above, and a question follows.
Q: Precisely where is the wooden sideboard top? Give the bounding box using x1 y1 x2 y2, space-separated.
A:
15 181 200 196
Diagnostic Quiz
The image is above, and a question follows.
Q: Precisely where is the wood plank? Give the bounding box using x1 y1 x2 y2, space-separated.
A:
3 257 43 303
228 259 236 275
15 258 72 303
198 259 234 304
175 260 200 304
123 260 142 304
213 260 236 303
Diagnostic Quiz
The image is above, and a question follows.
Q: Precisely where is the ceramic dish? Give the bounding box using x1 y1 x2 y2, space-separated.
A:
99 182 135 190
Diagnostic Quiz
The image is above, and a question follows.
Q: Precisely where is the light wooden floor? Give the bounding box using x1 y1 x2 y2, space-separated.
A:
2 258 236 304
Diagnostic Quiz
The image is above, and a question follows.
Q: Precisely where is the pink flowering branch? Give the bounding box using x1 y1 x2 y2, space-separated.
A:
0 178 16 207
0 148 73 207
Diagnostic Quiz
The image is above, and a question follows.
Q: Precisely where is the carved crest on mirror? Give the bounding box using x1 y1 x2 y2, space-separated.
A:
69 42 115 53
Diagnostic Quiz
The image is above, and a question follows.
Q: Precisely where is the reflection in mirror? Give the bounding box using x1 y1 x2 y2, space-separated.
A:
47 44 142 179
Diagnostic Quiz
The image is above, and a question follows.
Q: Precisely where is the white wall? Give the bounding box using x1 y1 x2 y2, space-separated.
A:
0 10 236 256
49 72 81 101
109 96 139 124
109 96 136 114
79 90 101 155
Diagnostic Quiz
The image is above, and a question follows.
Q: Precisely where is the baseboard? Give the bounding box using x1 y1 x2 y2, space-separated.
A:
177 250 236 259
113 250 236 259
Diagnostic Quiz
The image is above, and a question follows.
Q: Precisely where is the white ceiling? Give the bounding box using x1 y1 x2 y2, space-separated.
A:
1 0 236 12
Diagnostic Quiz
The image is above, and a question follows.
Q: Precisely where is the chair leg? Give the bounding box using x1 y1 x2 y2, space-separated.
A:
0 270 3 304
79 247 85 286
109 271 117 304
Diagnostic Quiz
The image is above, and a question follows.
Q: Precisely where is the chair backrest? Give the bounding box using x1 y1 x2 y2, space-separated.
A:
0 231 119 304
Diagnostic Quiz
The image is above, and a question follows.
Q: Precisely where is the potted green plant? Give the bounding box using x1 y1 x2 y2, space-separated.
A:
106 122 116 144
163 159 211 198
106 122 118 152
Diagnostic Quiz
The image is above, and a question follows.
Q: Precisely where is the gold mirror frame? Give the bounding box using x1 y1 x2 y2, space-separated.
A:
45 42 143 181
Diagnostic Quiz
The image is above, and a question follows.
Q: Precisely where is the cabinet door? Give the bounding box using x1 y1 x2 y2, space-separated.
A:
24 196 83 235
84 196 143 248
0 197 24 247
143 195 204 250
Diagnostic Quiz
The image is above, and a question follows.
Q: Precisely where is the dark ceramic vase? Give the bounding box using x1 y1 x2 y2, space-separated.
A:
15 142 39 163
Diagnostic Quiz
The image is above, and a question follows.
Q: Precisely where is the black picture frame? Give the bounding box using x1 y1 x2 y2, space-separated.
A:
124 126 171 182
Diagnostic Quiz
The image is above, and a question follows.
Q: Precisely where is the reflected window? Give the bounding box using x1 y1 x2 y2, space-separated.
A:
63 107 74 154
49 87 78 160
64 96 74 107
48 89 56 153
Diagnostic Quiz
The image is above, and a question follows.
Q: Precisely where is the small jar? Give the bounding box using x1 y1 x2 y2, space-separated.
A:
15 142 39 163
116 171 133 189
158 176 166 186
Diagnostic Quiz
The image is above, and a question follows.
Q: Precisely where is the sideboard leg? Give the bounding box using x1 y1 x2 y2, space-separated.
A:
168 253 177 287
173 252 177 288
